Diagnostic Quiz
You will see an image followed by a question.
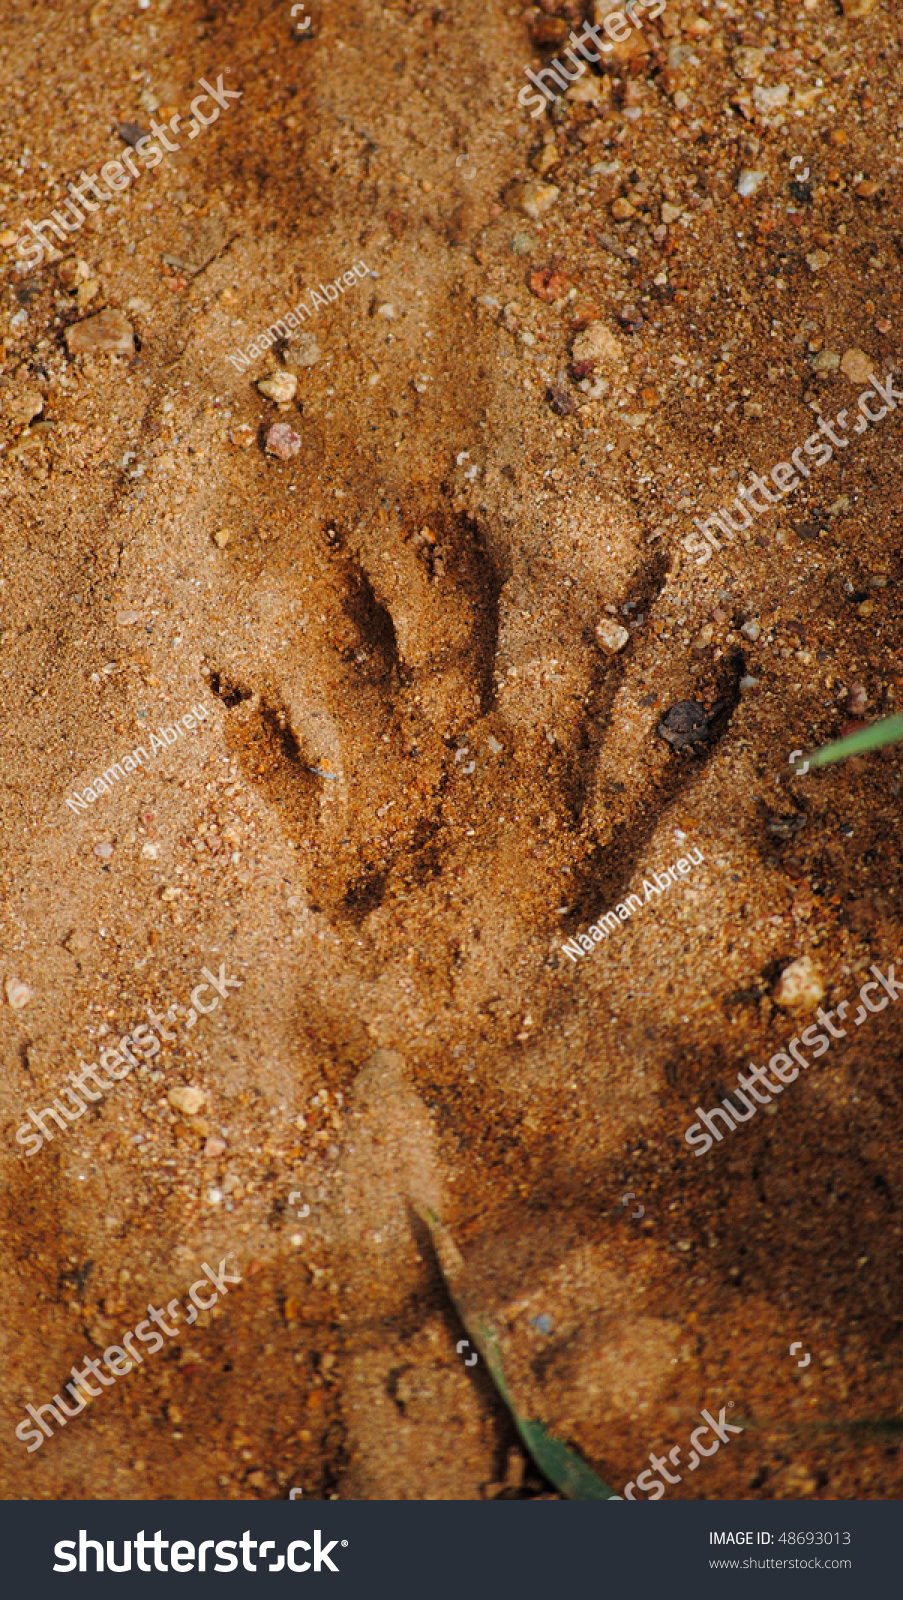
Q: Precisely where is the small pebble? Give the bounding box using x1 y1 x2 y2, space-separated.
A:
658 700 722 747
840 347 875 385
531 1314 553 1335
376 303 397 319
57 257 93 290
213 529 231 549
572 321 622 367
65 309 135 355
169 1085 207 1117
266 422 301 459
848 683 868 715
117 121 148 147
531 141 559 176
282 331 321 369
94 842 114 859
257 370 298 404
5 978 32 1009
740 618 761 642
595 618 630 654
207 1187 224 1206
812 349 840 374
116 609 142 625
773 956 824 1014
6 388 44 429
737 169 766 198
753 83 789 112
515 180 559 220
806 248 832 273
204 1135 227 1159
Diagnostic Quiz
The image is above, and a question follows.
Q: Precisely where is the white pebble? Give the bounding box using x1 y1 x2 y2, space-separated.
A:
169 1085 207 1117
257 371 298 404
737 169 767 198
595 618 630 654
774 957 825 1014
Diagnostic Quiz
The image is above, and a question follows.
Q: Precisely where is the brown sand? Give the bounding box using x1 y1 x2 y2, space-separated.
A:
0 0 900 1502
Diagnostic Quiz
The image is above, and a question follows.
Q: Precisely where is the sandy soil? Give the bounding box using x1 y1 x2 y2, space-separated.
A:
0 0 901 1502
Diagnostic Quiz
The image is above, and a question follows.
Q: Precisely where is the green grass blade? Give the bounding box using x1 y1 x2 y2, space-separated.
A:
471 1314 620 1499
416 1204 621 1500
804 1417 903 1437
803 712 903 770
512 1416 622 1500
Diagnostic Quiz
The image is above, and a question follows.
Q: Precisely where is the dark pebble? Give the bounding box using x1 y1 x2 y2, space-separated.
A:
657 699 721 748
